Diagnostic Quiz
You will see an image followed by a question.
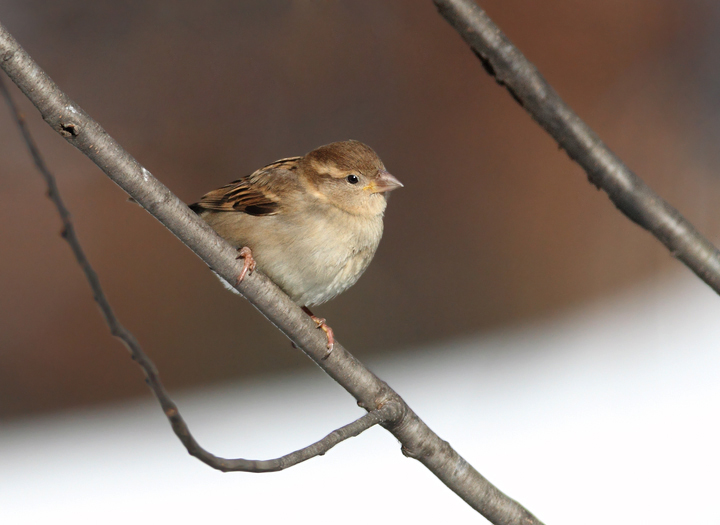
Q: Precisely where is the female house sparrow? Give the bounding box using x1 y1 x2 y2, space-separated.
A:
190 140 403 356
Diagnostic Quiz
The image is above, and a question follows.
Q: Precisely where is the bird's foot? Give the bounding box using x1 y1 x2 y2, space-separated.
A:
302 307 335 359
235 246 256 285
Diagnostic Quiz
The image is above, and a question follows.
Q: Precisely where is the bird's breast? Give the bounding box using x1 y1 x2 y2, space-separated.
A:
252 209 384 306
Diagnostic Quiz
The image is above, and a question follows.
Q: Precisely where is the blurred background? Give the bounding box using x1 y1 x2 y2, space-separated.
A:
1 1 720 523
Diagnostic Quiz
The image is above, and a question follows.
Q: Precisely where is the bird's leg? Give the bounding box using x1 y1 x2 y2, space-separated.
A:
235 246 257 285
302 306 335 359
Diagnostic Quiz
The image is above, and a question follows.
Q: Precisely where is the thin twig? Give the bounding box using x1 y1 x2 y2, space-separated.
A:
433 0 720 295
0 74 399 472
173 402 400 472
1 20 541 525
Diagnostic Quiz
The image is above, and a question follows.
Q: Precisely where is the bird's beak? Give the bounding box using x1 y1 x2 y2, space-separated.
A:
367 170 404 193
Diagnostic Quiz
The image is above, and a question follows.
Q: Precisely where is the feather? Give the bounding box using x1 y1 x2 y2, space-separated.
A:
189 157 301 216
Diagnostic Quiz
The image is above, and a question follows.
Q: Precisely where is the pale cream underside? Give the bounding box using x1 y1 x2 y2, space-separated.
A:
204 200 385 306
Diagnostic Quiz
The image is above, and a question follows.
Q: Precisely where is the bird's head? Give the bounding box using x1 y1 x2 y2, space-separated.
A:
299 140 403 217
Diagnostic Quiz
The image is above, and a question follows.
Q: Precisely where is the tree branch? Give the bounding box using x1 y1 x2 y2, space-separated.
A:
180 402 401 473
0 19 541 525
433 0 720 295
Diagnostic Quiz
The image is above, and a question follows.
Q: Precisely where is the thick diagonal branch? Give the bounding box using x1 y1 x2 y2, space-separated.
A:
434 0 720 295
0 20 542 525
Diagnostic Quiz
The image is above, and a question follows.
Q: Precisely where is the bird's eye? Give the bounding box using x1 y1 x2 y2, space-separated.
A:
346 174 359 184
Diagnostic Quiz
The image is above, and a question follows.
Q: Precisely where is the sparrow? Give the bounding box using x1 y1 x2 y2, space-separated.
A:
190 140 403 357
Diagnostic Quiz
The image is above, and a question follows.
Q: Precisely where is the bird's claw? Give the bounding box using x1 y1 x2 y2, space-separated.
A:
235 246 256 285
302 307 335 359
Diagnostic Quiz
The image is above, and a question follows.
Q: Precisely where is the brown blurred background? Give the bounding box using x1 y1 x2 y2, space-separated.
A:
2 0 720 419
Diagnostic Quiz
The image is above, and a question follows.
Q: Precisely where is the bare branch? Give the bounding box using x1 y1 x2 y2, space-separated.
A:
177 402 401 473
434 0 720 295
0 19 542 525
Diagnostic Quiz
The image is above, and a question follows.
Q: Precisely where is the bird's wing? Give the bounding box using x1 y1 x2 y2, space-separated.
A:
189 156 301 216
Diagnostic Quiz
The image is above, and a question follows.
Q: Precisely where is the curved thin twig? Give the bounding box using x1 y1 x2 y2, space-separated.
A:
1 20 542 525
434 0 720 295
177 402 400 472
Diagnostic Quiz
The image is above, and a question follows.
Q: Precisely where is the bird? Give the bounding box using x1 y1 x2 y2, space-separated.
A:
189 140 403 357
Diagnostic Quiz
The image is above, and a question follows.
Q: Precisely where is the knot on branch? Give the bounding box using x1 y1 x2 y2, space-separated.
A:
58 122 79 137
373 395 405 428
401 437 452 461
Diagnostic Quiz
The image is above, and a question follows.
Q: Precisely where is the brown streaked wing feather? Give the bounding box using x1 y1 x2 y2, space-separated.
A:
190 156 301 216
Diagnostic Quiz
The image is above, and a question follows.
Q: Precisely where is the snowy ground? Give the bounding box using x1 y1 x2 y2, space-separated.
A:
2 272 719 524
